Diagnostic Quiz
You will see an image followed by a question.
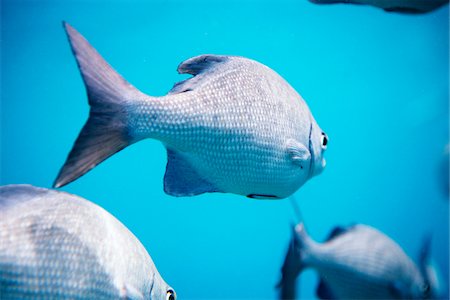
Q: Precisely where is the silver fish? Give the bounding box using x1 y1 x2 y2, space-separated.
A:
278 223 431 299
0 185 176 300
309 0 448 14
53 22 328 199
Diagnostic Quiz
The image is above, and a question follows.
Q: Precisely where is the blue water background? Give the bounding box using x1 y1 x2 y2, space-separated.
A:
1 0 448 299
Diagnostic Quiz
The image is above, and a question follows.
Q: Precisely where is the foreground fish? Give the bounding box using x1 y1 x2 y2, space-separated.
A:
0 185 176 300
278 223 434 299
309 0 448 14
54 22 328 199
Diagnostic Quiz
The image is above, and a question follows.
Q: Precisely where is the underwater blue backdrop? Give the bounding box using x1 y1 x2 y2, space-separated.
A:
1 0 448 299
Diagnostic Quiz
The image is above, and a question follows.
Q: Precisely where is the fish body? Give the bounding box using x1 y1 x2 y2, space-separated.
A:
54 23 327 199
0 185 175 300
309 0 448 14
279 224 430 299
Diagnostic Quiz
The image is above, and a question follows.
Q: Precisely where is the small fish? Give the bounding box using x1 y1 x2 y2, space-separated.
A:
0 185 176 300
54 22 328 199
278 223 431 299
309 0 448 14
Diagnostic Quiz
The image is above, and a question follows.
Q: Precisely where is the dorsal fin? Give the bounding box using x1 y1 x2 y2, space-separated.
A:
177 55 229 75
324 224 356 242
169 55 230 94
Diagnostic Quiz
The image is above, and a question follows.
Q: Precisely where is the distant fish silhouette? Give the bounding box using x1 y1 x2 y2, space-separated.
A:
309 0 448 13
439 143 449 199
0 185 176 300
278 223 435 299
54 23 328 199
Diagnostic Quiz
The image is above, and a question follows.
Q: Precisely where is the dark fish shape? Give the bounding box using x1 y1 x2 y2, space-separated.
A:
278 223 433 299
0 185 176 300
54 22 327 199
418 235 448 299
309 0 448 13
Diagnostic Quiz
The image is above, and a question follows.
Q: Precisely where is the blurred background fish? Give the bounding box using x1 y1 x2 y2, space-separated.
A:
309 0 448 13
277 222 445 299
0 185 176 300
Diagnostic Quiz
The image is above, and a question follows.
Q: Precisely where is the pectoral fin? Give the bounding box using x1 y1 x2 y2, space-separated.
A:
164 149 219 197
286 139 310 168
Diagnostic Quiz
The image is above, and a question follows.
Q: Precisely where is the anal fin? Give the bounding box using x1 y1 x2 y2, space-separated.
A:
164 149 218 197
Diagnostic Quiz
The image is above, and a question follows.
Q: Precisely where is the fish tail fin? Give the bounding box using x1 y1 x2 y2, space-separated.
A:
276 223 313 299
293 223 315 272
53 22 143 188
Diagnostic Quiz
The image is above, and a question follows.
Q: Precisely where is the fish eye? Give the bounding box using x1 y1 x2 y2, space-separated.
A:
320 132 328 150
166 289 176 300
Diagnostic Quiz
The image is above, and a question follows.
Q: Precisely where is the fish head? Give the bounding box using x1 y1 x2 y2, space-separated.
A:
150 275 177 300
308 119 328 178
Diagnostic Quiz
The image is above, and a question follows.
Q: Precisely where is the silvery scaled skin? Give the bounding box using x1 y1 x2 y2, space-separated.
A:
54 22 328 199
0 185 176 300
278 224 431 299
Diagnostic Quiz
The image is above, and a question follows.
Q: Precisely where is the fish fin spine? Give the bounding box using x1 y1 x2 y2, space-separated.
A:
54 22 144 188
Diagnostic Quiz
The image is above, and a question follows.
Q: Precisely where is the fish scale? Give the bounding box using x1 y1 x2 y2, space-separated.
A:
54 23 328 199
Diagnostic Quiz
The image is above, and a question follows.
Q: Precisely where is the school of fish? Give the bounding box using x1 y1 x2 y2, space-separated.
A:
1 13 448 300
